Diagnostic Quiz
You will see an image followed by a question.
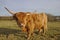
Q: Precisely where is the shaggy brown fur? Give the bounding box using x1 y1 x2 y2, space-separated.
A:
32 13 47 34
4 7 47 40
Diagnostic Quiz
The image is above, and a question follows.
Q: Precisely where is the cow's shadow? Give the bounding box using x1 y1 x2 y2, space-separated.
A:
0 28 25 37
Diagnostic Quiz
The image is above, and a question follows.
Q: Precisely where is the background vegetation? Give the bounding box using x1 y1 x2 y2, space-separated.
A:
0 14 60 40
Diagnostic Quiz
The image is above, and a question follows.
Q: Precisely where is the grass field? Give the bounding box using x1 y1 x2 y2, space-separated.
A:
0 20 60 40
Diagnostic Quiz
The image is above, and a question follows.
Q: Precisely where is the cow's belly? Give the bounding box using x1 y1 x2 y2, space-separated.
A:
34 21 43 29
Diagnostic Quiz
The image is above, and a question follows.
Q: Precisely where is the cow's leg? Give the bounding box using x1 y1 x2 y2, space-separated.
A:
42 26 45 35
42 16 47 35
27 29 32 40
27 32 31 40
42 21 47 35
38 25 43 34
27 27 34 40
38 26 45 35
42 24 47 36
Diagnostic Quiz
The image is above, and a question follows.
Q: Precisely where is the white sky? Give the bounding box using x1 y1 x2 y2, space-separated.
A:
0 0 60 16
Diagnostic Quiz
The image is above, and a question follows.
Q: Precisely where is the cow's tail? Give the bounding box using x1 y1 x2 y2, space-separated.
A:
4 7 15 14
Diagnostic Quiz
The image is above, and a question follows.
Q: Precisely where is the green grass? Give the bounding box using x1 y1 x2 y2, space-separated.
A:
0 20 20 29
0 20 60 40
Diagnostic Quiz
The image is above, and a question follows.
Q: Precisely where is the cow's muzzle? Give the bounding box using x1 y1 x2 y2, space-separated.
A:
20 23 25 27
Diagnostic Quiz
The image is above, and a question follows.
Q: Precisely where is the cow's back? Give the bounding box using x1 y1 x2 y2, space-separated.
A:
31 13 47 30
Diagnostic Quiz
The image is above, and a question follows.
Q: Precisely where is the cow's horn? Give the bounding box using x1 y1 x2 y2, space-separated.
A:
4 7 15 14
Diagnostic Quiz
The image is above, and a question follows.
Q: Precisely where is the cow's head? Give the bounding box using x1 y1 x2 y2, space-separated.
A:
4 7 27 28
13 12 27 27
